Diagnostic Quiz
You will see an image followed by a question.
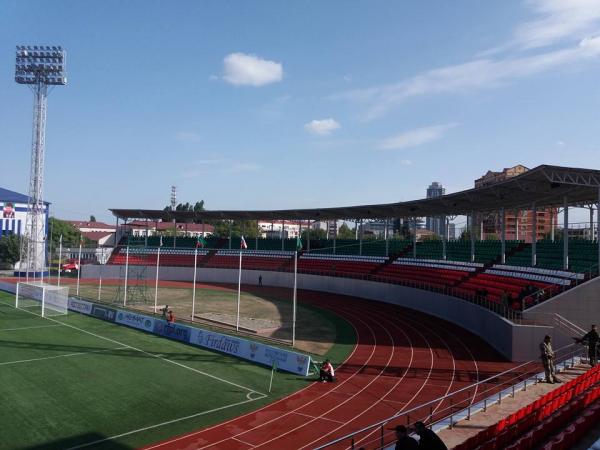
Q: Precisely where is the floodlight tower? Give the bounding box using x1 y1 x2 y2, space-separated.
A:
15 45 67 279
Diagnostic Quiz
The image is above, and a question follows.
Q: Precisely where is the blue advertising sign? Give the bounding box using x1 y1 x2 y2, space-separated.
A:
189 328 311 376
115 310 155 332
153 320 191 343
90 304 117 322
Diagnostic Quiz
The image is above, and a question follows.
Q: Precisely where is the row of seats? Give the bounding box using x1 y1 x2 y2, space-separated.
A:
454 365 600 450
540 402 600 450
492 264 584 280
119 236 600 275
507 240 599 273
302 254 388 263
105 246 577 312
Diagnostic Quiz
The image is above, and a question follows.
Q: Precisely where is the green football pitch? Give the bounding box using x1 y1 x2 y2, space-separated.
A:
0 290 354 450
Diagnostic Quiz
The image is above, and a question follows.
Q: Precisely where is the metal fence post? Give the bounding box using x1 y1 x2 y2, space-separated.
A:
380 424 384 449
351 437 355 450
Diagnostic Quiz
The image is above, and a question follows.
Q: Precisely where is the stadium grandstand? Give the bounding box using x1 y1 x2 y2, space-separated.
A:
107 165 600 329
72 163 598 448
4 164 600 450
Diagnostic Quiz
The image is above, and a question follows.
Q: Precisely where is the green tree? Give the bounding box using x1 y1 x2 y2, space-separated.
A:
0 234 22 268
89 215 96 222
301 228 327 240
48 217 83 248
337 223 356 239
212 220 260 238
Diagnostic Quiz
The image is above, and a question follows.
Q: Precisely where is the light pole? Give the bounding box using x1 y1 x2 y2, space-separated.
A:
15 45 67 280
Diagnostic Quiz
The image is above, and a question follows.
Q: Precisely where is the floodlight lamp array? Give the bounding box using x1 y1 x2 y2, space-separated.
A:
15 45 67 85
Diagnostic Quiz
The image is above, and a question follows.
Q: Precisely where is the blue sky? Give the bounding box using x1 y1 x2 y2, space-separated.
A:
1 0 600 224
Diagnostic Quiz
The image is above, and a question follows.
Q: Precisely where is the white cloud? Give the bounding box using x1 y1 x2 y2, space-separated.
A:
223 53 283 86
224 163 261 174
338 35 600 120
175 131 202 143
513 0 600 49
192 158 225 165
557 140 566 146
304 118 341 136
182 157 260 178
400 159 413 165
379 123 457 150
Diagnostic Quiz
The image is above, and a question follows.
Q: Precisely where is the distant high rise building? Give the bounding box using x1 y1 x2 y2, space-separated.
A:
447 223 456 240
425 182 445 236
475 165 556 242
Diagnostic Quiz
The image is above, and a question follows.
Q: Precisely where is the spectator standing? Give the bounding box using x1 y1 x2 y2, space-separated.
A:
414 422 447 450
388 425 418 450
167 309 175 324
258 275 263 287
576 324 599 367
540 335 560 383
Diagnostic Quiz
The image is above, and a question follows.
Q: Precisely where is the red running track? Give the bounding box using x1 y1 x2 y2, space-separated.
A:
142 289 516 450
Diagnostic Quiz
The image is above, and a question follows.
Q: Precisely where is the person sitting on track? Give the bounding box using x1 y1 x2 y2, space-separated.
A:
319 359 335 383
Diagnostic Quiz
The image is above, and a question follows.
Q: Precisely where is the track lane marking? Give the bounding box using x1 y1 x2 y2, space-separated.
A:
65 396 265 450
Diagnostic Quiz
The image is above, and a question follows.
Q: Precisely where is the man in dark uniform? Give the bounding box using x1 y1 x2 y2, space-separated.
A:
576 324 599 367
414 422 447 450
389 425 418 450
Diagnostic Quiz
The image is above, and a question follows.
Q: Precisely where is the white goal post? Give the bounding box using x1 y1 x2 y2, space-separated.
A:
16 282 69 317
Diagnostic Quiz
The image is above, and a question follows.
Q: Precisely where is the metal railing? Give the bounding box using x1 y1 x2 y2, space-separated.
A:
313 343 585 450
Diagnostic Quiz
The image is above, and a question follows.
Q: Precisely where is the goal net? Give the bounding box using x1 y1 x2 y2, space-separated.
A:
16 282 69 317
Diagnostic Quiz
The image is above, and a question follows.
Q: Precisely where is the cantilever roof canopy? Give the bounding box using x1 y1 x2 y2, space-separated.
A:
111 165 600 222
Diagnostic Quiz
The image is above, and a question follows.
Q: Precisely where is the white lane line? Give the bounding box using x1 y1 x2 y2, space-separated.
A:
185 308 370 450
0 299 265 396
253 309 396 449
0 346 128 366
355 311 454 449
0 324 63 332
65 396 265 450
294 411 346 425
231 436 256 447
299 309 418 450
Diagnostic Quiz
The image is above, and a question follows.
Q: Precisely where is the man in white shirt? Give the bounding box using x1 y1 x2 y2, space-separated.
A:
319 359 335 382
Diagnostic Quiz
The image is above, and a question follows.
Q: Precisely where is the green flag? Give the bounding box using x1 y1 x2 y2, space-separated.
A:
296 236 303 251
196 235 207 248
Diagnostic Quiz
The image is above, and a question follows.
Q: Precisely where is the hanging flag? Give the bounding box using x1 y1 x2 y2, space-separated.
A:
196 235 207 248
296 236 303 251
159 235 163 247
240 235 248 249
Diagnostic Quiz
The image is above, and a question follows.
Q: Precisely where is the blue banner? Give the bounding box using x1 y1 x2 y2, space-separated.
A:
115 310 155 332
90 304 117 322
153 320 191 343
189 328 311 376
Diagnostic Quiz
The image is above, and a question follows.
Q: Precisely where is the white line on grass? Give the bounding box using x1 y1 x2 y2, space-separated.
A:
0 298 266 396
0 346 128 367
0 324 63 332
65 396 265 450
